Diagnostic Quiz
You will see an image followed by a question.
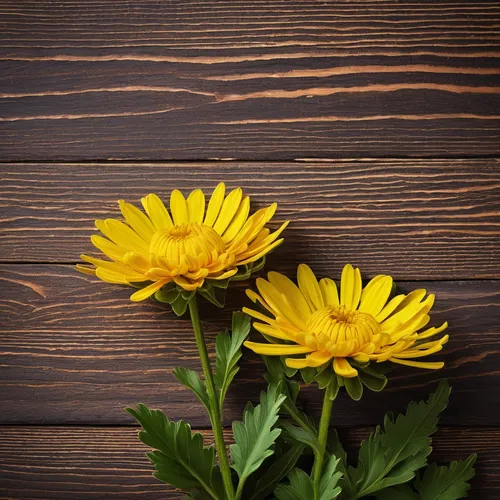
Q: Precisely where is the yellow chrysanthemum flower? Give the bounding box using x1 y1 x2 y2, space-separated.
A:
77 183 288 302
243 264 449 379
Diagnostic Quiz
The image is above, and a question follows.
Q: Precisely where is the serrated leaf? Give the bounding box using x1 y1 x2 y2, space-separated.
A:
414 454 477 500
319 455 343 500
375 484 419 500
173 367 210 413
214 312 251 408
345 380 451 498
274 468 314 500
230 384 286 490
281 420 320 456
249 442 306 500
125 404 222 498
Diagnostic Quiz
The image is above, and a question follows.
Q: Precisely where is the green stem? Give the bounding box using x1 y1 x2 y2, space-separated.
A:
311 391 334 500
189 296 235 500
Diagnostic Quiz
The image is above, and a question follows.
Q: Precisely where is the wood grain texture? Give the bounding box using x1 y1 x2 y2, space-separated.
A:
2 160 499 279
0 426 497 499
0 264 498 426
1 1 499 160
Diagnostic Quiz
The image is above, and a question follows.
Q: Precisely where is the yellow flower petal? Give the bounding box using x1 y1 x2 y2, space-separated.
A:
130 279 169 302
244 341 314 356
242 306 274 325
381 294 435 331
375 294 406 322
170 189 189 225
236 237 284 266
187 189 205 224
204 182 225 227
333 357 358 378
388 358 444 370
340 264 362 310
222 196 250 243
256 278 307 330
286 351 332 369
416 322 449 340
91 235 126 261
297 264 324 311
267 271 311 319
119 199 155 242
76 264 96 276
319 278 339 307
359 275 393 317
213 188 243 235
173 275 202 291
141 193 173 230
96 219 149 254
254 322 295 341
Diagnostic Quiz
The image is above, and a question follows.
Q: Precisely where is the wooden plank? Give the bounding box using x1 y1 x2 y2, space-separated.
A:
0 264 498 426
1 1 499 160
0 426 497 499
2 160 499 279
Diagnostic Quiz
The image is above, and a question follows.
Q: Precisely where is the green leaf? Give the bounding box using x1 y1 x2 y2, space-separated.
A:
319 455 343 500
345 380 451 498
414 454 477 500
125 404 222 499
214 312 251 408
274 468 314 500
230 384 286 490
375 485 419 500
249 441 306 500
281 420 321 456
328 429 355 493
172 367 210 413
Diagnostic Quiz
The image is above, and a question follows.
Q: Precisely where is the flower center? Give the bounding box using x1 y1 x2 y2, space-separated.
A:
306 305 380 348
149 223 226 268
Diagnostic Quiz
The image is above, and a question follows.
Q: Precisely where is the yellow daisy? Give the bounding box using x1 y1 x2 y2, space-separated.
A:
77 183 288 302
243 264 449 379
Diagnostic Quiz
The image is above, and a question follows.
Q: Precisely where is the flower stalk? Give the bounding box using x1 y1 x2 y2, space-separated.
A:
188 296 235 500
311 384 335 499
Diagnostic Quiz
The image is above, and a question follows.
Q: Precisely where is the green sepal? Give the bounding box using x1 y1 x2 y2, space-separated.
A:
300 367 316 384
198 282 226 308
326 375 341 401
170 293 192 316
344 376 364 401
358 367 388 392
263 355 298 383
154 283 180 303
172 367 210 413
205 277 230 289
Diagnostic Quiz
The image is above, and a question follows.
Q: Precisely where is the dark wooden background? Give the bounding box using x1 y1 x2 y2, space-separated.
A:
1 1 499 498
